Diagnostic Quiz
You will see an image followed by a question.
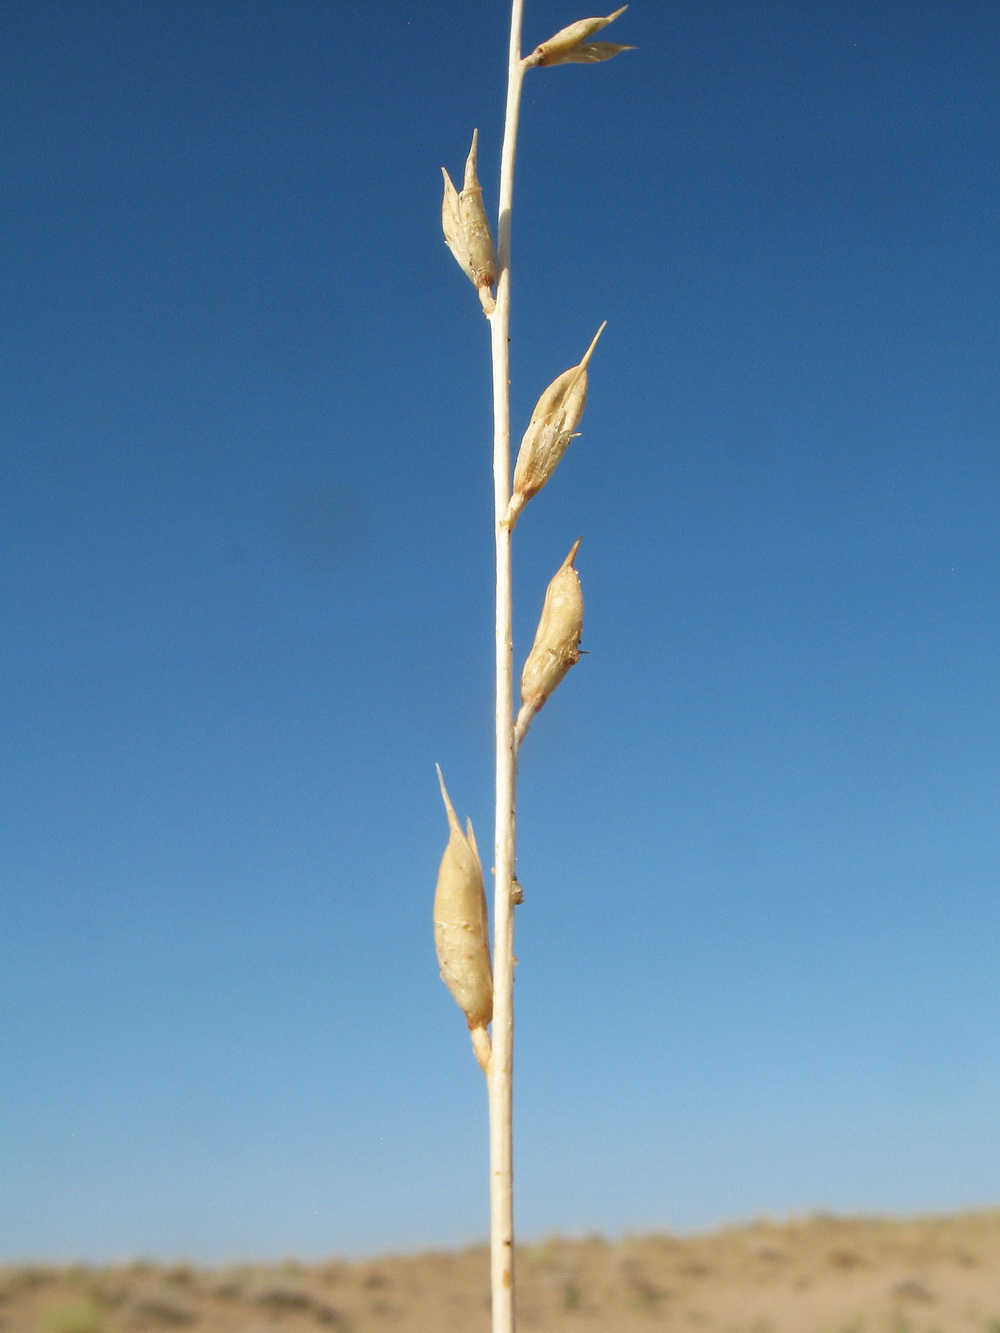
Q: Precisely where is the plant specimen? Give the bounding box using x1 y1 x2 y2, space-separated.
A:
433 6 633 1331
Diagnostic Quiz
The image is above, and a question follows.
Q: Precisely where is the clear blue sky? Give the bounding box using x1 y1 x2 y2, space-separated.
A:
2 0 998 1263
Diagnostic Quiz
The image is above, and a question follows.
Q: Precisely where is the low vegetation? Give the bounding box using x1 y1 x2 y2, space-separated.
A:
4 1210 1000 1332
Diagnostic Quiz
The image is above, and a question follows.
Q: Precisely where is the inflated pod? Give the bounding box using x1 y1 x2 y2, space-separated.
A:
441 130 496 315
527 6 633 67
506 324 605 529
515 539 584 745
433 766 493 1044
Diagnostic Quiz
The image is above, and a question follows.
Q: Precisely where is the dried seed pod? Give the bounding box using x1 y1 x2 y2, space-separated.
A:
515 539 584 746
441 130 496 316
433 766 493 1068
544 40 635 64
441 169 470 277
459 131 496 303
505 323 605 530
526 6 634 67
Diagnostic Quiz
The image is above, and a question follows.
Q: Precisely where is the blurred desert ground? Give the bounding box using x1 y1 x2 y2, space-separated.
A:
5 1210 1000 1333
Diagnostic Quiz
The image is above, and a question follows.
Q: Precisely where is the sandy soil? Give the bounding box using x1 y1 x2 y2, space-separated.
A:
4 1209 1000 1333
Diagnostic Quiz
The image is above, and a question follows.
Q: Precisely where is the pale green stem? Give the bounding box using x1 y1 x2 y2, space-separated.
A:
486 2 526 1330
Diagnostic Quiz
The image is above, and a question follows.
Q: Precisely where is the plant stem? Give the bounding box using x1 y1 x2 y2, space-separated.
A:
487 3 525 1330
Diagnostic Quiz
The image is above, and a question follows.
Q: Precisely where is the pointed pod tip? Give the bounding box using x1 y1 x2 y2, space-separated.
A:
436 764 461 835
579 320 607 369
464 130 480 187
562 536 584 569
465 818 481 863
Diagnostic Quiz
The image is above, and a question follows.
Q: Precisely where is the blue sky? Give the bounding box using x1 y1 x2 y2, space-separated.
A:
1 0 998 1262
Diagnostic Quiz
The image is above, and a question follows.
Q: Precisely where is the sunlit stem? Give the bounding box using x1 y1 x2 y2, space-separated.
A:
485 1 526 1330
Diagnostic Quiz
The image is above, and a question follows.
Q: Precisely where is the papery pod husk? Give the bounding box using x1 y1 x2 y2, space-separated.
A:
529 6 631 67
433 766 493 1032
441 168 473 282
548 40 634 64
440 131 496 315
520 538 584 714
459 130 496 298
507 324 605 529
